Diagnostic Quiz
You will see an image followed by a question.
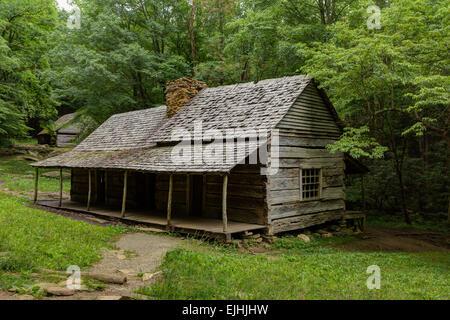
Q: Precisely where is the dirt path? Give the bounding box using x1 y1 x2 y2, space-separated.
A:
45 232 182 300
335 226 449 252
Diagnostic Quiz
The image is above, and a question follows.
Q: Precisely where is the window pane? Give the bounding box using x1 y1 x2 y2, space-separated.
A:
301 168 321 200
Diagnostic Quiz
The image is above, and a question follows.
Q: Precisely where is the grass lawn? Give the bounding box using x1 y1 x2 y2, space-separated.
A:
0 158 71 196
0 156 126 292
138 237 449 300
0 193 125 290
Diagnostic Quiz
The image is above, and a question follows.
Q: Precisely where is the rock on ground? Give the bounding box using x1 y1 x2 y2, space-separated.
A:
87 273 127 284
297 234 310 243
46 287 75 296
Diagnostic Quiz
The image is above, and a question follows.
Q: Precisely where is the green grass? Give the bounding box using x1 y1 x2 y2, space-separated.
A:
0 272 34 291
11 138 38 146
0 193 125 289
0 159 71 196
0 156 126 292
138 236 449 300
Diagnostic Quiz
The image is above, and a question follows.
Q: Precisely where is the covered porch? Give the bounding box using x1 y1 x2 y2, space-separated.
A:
32 166 268 240
36 199 266 240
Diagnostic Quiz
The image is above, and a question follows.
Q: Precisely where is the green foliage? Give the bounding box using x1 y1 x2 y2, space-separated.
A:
0 0 59 143
0 272 33 291
301 0 449 219
49 0 190 126
0 100 30 146
327 126 388 159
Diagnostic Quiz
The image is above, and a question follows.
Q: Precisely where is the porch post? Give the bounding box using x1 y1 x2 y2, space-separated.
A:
361 174 366 231
33 167 39 203
186 174 190 216
94 169 98 205
167 174 173 227
222 174 228 233
104 171 108 206
361 175 366 213
121 170 128 217
87 169 92 211
58 168 63 207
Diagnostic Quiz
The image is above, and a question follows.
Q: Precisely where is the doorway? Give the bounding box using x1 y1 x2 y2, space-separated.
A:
136 172 156 209
191 175 203 216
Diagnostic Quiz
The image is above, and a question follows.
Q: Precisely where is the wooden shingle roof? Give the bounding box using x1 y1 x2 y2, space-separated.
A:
32 75 315 172
150 75 311 142
37 113 81 136
75 106 167 151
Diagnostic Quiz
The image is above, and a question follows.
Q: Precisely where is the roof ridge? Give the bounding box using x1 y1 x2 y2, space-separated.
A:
204 74 308 90
110 105 166 118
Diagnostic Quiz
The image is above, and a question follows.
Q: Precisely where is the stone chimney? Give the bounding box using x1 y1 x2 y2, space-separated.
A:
165 78 207 118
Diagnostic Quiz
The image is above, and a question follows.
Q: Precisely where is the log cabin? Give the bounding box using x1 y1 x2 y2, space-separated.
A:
31 75 367 239
37 113 82 147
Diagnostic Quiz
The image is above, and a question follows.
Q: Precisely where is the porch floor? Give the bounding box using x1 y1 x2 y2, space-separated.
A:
36 199 266 239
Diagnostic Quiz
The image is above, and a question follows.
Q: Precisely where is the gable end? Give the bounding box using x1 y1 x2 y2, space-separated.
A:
276 83 342 138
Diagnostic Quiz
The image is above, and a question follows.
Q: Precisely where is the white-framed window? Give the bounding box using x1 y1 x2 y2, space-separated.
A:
300 168 322 201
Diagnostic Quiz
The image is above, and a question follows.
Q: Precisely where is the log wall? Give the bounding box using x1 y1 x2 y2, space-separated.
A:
204 165 267 224
268 83 346 234
267 133 345 234
56 133 77 147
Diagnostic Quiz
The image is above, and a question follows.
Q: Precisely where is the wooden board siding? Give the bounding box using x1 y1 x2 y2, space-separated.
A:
56 133 77 147
268 157 345 234
271 210 344 232
269 83 345 234
267 159 345 208
276 83 341 138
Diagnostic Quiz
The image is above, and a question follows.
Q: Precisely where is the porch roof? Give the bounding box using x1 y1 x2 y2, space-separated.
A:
31 140 262 173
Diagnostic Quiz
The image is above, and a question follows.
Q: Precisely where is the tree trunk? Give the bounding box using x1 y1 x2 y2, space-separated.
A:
189 0 197 75
395 164 410 224
218 5 225 85
448 196 450 224
393 139 410 224
417 133 427 215
240 57 249 82
385 104 411 224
